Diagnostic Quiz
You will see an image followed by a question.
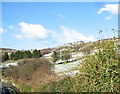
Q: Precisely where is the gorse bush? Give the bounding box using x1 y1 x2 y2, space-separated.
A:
76 39 119 92
38 37 119 92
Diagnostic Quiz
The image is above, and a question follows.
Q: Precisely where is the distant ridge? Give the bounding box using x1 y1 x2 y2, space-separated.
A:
0 48 17 55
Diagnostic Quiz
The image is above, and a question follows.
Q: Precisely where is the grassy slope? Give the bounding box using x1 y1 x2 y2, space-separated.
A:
2 38 120 92
36 38 120 92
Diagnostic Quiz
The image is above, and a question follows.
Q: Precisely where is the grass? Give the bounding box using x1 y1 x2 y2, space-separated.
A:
17 83 31 92
1 60 15 63
1 58 27 63
1 76 31 92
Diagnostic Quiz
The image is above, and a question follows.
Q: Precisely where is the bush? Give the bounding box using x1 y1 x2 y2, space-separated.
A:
51 51 60 62
78 39 119 92
61 50 71 62
81 45 94 56
2 58 52 82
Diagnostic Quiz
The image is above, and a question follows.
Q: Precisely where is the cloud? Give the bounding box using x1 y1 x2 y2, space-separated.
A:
58 13 66 18
52 11 66 18
14 22 95 47
97 4 118 15
8 25 14 29
16 22 53 40
14 34 23 39
105 15 112 20
0 27 6 33
58 26 95 43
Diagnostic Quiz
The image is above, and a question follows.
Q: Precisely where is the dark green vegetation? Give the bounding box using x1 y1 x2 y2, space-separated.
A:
2 52 9 62
37 38 120 92
2 49 42 62
32 49 41 58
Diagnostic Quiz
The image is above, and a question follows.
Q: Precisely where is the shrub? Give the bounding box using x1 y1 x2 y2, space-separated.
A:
51 51 60 62
81 45 94 56
61 50 71 63
77 39 119 92
2 58 52 82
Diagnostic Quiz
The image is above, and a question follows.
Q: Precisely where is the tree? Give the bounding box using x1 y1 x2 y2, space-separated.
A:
37 50 42 57
32 49 37 58
19 51 24 59
27 50 32 58
2 52 9 62
32 49 41 58
23 51 28 59
14 51 21 60
10 52 14 60
51 51 60 62
61 51 71 63
22 50 32 59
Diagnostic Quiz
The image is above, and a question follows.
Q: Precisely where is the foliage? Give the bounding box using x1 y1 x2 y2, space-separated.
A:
61 50 71 62
81 45 94 56
20 84 31 92
2 58 52 82
2 30 119 92
37 38 119 92
2 52 9 62
3 49 42 62
14 51 21 60
23 50 32 59
51 51 60 62
10 52 14 60
37 77 74 92
32 49 41 58
73 43 85 52
75 39 119 92
16 82 31 92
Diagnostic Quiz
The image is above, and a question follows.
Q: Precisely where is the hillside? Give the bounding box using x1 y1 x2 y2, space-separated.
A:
0 48 17 54
1 37 119 92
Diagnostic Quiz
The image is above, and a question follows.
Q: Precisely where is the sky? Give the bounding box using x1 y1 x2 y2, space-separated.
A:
1 2 118 50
